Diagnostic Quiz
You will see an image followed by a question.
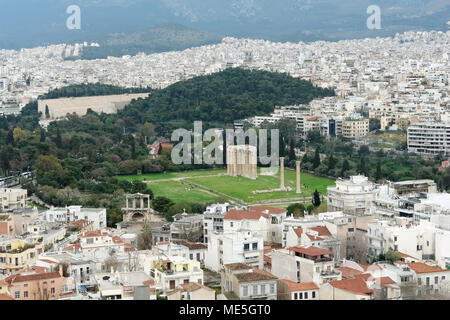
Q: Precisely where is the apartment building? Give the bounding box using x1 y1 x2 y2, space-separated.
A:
271 246 341 285
342 119 369 139
367 220 436 261
0 188 27 212
3 267 75 300
205 229 264 273
327 175 379 215
203 203 230 244
407 122 450 156
151 256 203 293
221 263 278 300
277 279 319 300
44 206 107 230
0 238 44 274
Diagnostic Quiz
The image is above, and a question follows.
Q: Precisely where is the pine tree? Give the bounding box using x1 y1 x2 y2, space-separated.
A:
40 128 46 143
45 105 50 119
312 189 321 207
313 148 321 169
131 135 137 159
289 138 296 161
328 153 336 170
358 157 369 177
375 160 382 181
6 129 14 146
340 159 350 178
55 127 62 148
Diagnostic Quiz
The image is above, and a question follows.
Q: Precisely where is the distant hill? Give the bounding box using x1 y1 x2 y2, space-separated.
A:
0 1 448 50
80 24 223 59
118 68 335 134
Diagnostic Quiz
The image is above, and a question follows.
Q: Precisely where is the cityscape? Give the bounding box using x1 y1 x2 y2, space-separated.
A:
0 0 449 305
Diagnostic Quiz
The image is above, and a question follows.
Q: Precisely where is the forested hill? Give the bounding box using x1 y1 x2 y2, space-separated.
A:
39 83 151 100
119 68 335 126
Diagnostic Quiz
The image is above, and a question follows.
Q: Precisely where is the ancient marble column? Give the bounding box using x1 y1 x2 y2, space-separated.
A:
280 157 285 190
296 161 301 194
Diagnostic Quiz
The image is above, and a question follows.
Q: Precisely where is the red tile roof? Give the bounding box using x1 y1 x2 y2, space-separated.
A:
112 236 124 244
0 294 14 300
306 233 324 241
235 270 278 283
330 278 374 296
249 206 287 215
397 251 419 260
288 245 333 257
224 263 253 271
293 228 303 238
264 256 272 264
309 226 332 237
376 277 396 285
5 271 62 284
280 279 319 291
39 259 58 264
82 230 102 237
336 267 363 279
407 262 448 274
224 209 269 221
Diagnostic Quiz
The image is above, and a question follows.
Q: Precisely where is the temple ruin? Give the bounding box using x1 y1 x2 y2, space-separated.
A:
227 145 258 180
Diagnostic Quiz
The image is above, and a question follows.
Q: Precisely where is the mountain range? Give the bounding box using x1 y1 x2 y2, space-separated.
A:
0 0 448 50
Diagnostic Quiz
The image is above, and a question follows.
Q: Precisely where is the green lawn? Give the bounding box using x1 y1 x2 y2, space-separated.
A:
120 168 335 205
117 169 226 182
148 180 219 204
187 169 334 203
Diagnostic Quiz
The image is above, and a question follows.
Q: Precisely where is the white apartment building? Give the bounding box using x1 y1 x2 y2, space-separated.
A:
407 122 450 156
205 229 264 273
367 219 436 261
203 203 230 244
327 176 379 215
271 246 341 285
0 188 27 211
44 206 106 230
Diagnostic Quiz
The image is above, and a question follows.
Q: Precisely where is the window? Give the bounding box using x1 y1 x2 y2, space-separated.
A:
261 285 266 295
15 291 20 299
252 243 258 250
253 285 258 295
24 291 28 298
426 277 430 286
299 292 303 299
294 293 298 300
190 254 193 260
197 253 201 260
305 292 308 299
270 284 275 294
312 291 316 298
51 288 55 295
243 285 248 296
435 277 438 284
244 243 249 251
